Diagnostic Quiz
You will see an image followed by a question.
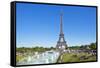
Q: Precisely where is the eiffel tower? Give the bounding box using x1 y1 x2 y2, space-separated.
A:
56 12 67 52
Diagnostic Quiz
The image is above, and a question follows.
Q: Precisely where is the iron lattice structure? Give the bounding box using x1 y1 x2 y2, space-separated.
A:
56 12 67 52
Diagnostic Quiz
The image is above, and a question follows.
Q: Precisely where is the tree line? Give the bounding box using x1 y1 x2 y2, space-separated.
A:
68 42 96 50
16 46 56 53
16 42 96 53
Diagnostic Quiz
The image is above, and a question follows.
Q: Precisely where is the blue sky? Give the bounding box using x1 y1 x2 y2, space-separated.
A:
16 3 96 47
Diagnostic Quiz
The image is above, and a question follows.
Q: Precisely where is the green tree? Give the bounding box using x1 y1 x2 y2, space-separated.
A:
89 43 96 50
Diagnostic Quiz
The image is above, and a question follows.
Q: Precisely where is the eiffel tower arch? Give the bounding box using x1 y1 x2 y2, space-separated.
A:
56 12 67 52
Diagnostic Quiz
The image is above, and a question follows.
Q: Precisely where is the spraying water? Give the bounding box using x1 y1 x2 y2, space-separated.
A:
17 50 60 65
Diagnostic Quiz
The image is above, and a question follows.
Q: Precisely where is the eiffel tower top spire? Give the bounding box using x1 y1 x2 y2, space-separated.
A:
60 11 63 34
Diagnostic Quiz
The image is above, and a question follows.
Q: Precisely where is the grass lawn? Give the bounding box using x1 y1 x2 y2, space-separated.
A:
16 55 24 62
57 52 96 63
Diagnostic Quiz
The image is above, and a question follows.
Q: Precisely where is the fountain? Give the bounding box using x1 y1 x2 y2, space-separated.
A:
17 50 60 65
